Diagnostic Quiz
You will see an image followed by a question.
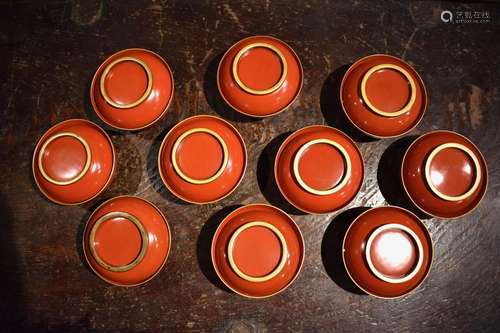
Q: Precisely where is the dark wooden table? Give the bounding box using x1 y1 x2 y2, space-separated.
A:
1 1 499 332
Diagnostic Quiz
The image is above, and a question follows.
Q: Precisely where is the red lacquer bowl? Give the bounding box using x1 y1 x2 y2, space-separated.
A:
275 125 364 214
343 206 433 298
90 48 174 130
217 35 303 117
32 119 115 205
340 54 427 138
402 130 487 218
211 204 304 298
158 115 247 204
83 196 171 286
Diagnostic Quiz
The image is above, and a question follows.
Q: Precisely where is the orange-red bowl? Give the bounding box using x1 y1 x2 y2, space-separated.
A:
217 35 303 117
91 48 174 130
402 130 487 218
340 54 427 138
343 206 433 298
211 204 304 298
275 125 364 214
83 196 171 286
32 119 115 205
158 115 247 204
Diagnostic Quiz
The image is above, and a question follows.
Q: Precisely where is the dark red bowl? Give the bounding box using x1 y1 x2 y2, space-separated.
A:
275 125 364 214
32 119 115 205
340 54 427 138
343 206 433 298
211 204 304 298
158 115 247 204
91 48 174 130
402 130 487 218
83 196 171 286
217 35 303 117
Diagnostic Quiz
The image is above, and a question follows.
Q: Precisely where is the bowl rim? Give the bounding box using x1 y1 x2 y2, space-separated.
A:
274 124 365 215
339 53 428 139
157 114 248 204
82 195 172 287
216 35 304 118
210 203 305 299
341 205 435 299
90 48 175 131
400 129 489 219
32 118 116 206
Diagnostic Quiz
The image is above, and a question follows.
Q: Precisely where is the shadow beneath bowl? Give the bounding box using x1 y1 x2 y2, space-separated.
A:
320 64 376 143
203 52 261 123
377 136 431 219
321 207 369 295
146 127 191 206
257 132 306 216
75 200 105 275
196 205 242 293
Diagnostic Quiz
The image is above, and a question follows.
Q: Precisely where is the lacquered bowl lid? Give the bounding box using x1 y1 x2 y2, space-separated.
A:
217 35 303 117
32 119 115 205
402 130 487 218
343 206 433 298
90 48 174 130
83 196 171 286
340 54 427 138
275 125 364 214
158 115 247 204
211 204 304 298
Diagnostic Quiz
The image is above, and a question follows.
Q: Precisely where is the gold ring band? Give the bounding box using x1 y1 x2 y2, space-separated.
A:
100 56 153 109
232 42 288 95
227 221 288 283
365 223 424 284
424 142 482 201
171 128 229 185
89 211 149 272
38 132 92 186
360 63 417 117
293 138 352 196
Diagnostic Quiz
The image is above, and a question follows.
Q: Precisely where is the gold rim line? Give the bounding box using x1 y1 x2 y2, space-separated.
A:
232 42 288 95
100 56 153 109
292 138 352 196
171 128 229 185
38 132 92 186
365 223 424 284
424 142 482 202
227 221 288 283
360 63 417 117
89 211 149 272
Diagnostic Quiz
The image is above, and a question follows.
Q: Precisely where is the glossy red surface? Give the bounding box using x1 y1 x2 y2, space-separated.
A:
402 130 487 218
83 196 171 286
343 206 433 298
32 119 115 205
91 48 174 130
429 147 475 197
94 215 142 267
369 228 417 279
217 35 303 117
176 131 224 180
298 142 345 191
232 225 282 277
211 204 304 298
340 54 427 138
158 115 247 204
275 125 364 214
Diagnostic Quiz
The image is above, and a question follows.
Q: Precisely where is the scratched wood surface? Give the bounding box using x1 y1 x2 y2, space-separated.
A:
1 1 499 332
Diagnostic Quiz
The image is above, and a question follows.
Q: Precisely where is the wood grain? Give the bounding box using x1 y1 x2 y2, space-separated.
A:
0 1 499 332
